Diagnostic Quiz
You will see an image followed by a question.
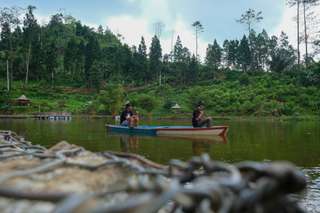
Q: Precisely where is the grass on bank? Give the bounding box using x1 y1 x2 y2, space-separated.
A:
0 72 319 119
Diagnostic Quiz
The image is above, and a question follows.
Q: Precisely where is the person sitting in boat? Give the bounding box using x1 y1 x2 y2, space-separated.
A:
120 103 139 127
192 101 212 128
130 111 140 127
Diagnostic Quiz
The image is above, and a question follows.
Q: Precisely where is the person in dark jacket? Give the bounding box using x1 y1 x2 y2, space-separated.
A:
120 103 139 127
192 101 212 128
120 103 133 126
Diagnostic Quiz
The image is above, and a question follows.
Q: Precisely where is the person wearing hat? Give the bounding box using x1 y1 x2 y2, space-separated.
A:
192 101 212 128
120 103 139 127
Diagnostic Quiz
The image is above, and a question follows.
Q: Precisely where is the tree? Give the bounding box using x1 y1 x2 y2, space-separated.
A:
97 25 104 35
173 36 184 62
64 37 85 84
256 30 270 70
192 21 204 59
0 22 11 91
137 36 148 83
23 5 39 85
149 35 162 84
237 9 263 34
223 39 239 68
237 36 251 71
137 94 157 114
301 0 320 65
89 60 105 91
187 55 198 85
269 32 296 72
84 36 100 87
248 30 269 71
205 39 222 71
98 84 124 115
172 36 191 85
287 0 301 65
0 6 21 91
43 42 57 87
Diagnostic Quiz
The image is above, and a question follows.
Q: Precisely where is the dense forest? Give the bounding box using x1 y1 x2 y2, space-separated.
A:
0 5 319 117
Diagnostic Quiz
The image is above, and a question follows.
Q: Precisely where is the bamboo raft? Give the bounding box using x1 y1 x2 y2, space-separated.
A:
0 130 308 213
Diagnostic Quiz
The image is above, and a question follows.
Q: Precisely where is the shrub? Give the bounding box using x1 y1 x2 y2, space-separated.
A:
136 94 157 113
97 84 124 115
0 89 10 110
239 73 250 85
163 100 175 110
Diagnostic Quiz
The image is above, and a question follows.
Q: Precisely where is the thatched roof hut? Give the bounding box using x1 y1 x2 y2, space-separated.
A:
171 103 181 109
16 95 31 105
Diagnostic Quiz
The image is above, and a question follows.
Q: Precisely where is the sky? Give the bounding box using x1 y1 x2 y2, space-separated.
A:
0 0 306 59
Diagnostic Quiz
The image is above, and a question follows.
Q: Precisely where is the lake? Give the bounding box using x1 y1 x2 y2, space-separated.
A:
0 117 319 211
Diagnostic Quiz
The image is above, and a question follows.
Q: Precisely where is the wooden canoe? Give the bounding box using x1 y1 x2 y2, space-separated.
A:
106 125 229 137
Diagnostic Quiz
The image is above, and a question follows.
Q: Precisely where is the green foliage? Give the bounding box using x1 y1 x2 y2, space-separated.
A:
239 73 250 85
237 36 251 71
163 100 176 110
300 63 320 86
205 39 222 70
0 89 10 110
136 94 157 113
97 84 124 115
0 5 314 90
269 33 296 72
0 5 319 118
149 36 162 83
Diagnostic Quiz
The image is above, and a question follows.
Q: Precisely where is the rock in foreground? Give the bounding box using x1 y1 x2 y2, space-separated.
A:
0 130 307 213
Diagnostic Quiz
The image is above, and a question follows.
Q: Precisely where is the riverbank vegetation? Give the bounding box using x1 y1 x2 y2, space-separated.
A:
0 6 319 117
1 69 319 117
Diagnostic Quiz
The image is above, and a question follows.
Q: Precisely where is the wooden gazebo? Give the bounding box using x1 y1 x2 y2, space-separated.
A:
171 103 181 113
171 103 181 110
16 95 31 106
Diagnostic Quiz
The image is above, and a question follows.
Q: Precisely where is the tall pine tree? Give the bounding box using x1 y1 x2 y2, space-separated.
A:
149 35 162 84
137 36 148 83
237 35 251 71
205 39 222 70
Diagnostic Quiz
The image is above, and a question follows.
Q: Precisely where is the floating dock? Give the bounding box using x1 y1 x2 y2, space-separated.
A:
35 112 72 121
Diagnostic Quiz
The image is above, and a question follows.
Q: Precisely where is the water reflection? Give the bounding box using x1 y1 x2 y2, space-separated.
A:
0 118 318 167
36 117 319 166
0 118 318 211
192 141 211 156
113 132 228 157
120 135 139 153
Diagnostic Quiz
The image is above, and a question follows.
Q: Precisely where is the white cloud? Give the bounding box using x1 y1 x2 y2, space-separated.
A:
104 0 209 60
35 13 50 26
273 3 320 58
106 15 209 59
273 5 297 47
106 15 152 45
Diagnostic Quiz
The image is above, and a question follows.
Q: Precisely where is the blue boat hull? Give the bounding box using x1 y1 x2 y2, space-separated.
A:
106 125 157 136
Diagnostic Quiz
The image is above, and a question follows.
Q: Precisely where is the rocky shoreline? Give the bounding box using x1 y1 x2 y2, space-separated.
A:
0 130 309 212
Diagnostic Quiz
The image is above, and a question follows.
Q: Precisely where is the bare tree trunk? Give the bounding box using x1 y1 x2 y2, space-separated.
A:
25 43 31 85
51 70 54 88
303 0 309 66
196 29 198 59
170 30 175 62
297 0 301 66
6 59 10 92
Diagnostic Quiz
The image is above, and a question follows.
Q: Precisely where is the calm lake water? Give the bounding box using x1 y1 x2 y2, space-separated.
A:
0 118 319 211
